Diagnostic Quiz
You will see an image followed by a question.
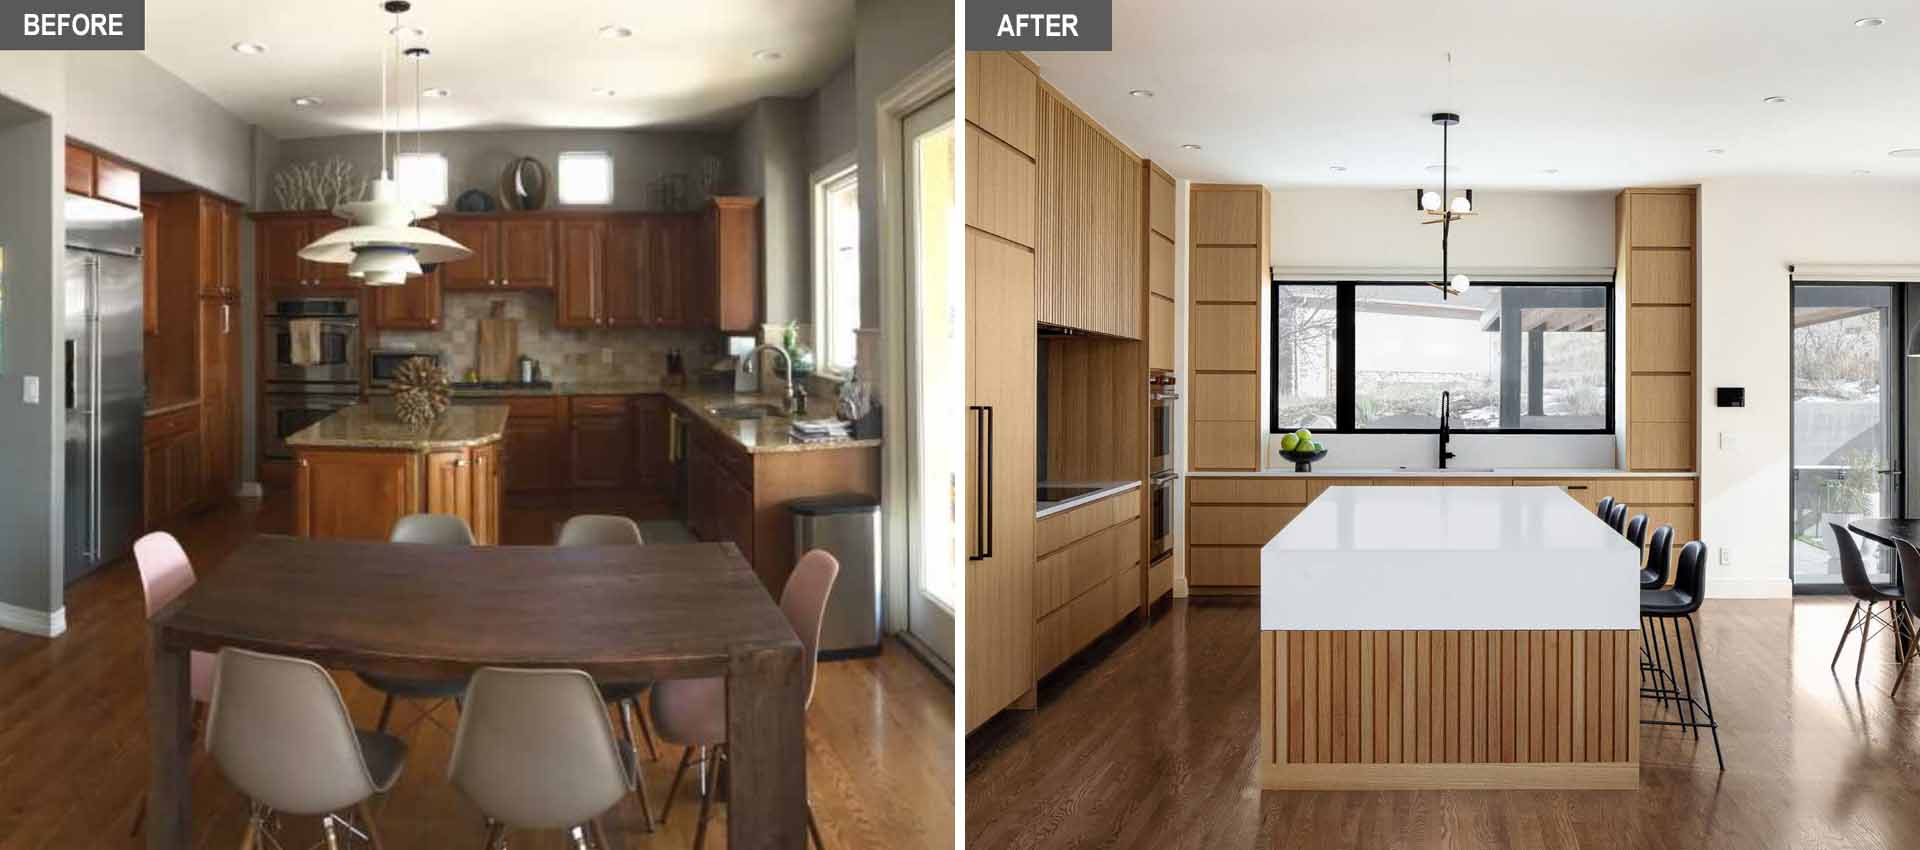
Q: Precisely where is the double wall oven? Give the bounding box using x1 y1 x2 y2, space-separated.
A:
263 297 362 460
1150 373 1177 565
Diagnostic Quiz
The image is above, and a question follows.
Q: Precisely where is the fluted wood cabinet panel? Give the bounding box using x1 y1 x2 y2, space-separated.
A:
1627 249 1693 305
966 52 1038 158
967 125 1037 248
1628 192 1693 248
1036 90 1142 338
1149 295 1174 370
1260 629 1640 790
1149 166 1175 239
1191 304 1260 371
1191 245 1262 303
1191 186 1263 245
1149 234 1174 298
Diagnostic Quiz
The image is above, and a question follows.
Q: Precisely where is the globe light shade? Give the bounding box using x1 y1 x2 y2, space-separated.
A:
1449 195 1473 214
1450 274 1472 293
347 245 422 286
1420 190 1442 212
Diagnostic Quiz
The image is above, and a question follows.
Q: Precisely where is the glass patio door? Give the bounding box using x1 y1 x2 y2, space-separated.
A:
904 92 957 665
1791 284 1903 587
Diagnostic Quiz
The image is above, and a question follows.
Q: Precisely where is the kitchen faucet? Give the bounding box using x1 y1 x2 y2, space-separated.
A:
737 343 803 415
1438 390 1457 470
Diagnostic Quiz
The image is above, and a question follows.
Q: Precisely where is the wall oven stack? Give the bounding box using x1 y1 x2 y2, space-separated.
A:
1150 373 1177 565
263 297 362 460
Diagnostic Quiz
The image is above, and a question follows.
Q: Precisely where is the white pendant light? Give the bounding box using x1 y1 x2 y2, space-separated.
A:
296 0 469 286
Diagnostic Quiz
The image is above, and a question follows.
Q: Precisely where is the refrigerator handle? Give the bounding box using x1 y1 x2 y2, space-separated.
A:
64 340 75 411
87 258 103 563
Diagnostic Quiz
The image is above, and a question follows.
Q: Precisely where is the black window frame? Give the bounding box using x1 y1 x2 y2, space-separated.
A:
1269 279 1616 435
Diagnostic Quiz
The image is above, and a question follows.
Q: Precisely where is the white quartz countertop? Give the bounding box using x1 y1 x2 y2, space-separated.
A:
1191 467 1697 479
1260 486 1640 631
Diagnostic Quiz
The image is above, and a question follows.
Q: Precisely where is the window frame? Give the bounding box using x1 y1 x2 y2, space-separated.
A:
810 156 860 379
555 150 614 206
1269 279 1616 435
392 151 448 206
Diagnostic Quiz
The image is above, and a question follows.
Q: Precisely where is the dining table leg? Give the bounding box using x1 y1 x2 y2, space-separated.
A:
148 623 192 850
725 643 807 850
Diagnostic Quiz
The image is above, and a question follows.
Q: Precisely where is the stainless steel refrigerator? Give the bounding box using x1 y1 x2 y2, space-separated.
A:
64 194 144 584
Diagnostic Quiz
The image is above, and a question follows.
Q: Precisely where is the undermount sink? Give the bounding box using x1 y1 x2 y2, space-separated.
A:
708 403 785 421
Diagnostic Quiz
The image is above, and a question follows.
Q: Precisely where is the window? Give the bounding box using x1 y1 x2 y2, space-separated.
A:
1271 280 1614 433
812 162 860 376
392 152 447 206
556 151 613 205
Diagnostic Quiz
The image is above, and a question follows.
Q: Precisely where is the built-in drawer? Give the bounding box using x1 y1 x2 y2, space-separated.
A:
1114 561 1141 620
1033 517 1139 616
570 395 631 417
1189 477 1307 505
1605 478 1696 505
501 396 562 420
1034 574 1119 677
1036 487 1140 555
1304 478 1370 502
1532 479 1603 511
1147 556 1174 601
1188 546 1260 587
144 406 199 444
1188 504 1301 547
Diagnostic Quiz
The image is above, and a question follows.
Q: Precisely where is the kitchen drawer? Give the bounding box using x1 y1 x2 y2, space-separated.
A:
1034 576 1118 677
1606 478 1695 505
1304 478 1370 503
1113 561 1141 623
1189 477 1307 505
1034 518 1139 615
570 395 631 417
1640 505 1698 542
501 396 563 420
1188 546 1260 587
1036 487 1139 555
1147 556 1174 601
145 406 199 444
1188 504 1300 546
1532 479 1603 511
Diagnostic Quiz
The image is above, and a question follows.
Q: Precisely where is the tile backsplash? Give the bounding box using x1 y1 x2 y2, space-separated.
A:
373 292 725 384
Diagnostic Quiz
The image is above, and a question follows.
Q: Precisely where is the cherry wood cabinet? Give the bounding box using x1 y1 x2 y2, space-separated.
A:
258 214 356 292
631 396 673 483
439 217 500 290
148 191 244 514
437 217 554 291
568 396 632 489
598 213 701 328
142 200 161 335
706 197 760 332
143 405 205 530
500 219 556 289
65 143 141 209
555 218 608 328
371 220 444 330
199 298 239 505
295 441 502 544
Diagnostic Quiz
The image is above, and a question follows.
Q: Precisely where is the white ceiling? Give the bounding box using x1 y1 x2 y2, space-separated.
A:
143 0 854 139
1031 0 1920 189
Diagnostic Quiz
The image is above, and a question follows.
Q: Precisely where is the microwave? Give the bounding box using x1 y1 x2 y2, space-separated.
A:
369 350 442 388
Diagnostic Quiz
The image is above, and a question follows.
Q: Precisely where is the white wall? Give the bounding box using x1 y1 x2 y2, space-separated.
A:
1267 188 1620 469
1698 177 1920 597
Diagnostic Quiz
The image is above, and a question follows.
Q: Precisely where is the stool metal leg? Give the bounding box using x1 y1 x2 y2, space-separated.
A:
1683 613 1725 770
1669 617 1699 738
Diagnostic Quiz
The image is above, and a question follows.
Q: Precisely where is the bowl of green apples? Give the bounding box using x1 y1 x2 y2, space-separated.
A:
1278 429 1328 472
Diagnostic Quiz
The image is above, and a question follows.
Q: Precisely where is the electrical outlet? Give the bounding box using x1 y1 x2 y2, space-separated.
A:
601 347 614 365
1718 547 1731 566
21 376 38 404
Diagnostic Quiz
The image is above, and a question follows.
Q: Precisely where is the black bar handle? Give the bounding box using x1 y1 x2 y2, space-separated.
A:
982 405 994 560
968 405 988 561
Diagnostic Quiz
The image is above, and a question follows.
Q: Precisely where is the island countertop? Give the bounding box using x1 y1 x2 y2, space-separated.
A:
287 404 510 450
1261 485 1639 631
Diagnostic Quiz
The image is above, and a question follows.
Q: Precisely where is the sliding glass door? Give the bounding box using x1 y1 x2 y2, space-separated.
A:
905 92 957 665
1791 284 1903 587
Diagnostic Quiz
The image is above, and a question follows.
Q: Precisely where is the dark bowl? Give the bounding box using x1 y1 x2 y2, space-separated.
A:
1278 447 1328 472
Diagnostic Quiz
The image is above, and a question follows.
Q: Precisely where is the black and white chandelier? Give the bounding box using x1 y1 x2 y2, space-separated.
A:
298 1 471 286
1417 111 1474 300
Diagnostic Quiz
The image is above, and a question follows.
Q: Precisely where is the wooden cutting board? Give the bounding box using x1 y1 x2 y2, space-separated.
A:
476 302 517 381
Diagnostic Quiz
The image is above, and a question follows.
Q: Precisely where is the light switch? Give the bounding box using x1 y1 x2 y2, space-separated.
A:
21 376 38 404
1719 432 1737 451
1718 547 1732 566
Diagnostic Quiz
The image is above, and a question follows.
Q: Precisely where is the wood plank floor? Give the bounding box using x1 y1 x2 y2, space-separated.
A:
967 595 1920 849
0 494 954 850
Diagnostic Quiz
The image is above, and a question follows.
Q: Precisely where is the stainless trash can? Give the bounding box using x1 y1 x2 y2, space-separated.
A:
790 495 882 658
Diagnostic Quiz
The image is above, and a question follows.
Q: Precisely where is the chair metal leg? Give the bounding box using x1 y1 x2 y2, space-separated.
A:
617 700 655 831
376 694 397 734
237 812 261 850
1858 601 1876 683
1833 601 1863 670
632 698 660 762
322 814 343 850
661 746 695 825
358 800 386 850
806 801 827 850
1656 615 1683 718
692 752 720 850
480 819 506 850
588 819 614 850
1895 604 1919 694
1669 617 1699 738
1684 614 1726 770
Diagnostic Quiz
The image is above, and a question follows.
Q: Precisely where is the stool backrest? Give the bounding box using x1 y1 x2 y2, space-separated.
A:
1829 522 1879 599
206 648 379 816
782 549 841 708
1625 514 1648 552
133 531 195 618
1671 540 1708 613
556 515 645 546
1644 525 1674 583
1607 503 1628 533
449 667 630 830
391 513 476 545
1596 496 1615 520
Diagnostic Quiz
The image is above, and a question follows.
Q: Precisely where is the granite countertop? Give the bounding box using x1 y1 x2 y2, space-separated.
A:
667 391 882 455
287 404 510 450
372 380 672 398
1189 467 1699 479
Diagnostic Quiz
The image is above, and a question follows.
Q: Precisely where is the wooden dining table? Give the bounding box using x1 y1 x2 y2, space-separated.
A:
147 536 807 850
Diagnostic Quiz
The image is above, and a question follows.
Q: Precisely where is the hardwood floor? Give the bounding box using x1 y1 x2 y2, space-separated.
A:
968 595 1920 849
0 493 953 850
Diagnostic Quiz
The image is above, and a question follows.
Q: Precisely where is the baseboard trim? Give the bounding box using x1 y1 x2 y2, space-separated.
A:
237 481 264 499
0 601 66 637
1174 576 1190 598
1708 576 1793 599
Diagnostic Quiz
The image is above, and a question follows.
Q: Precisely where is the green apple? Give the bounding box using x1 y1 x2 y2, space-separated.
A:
1295 428 1314 444
1310 440 1324 452
1281 433 1300 451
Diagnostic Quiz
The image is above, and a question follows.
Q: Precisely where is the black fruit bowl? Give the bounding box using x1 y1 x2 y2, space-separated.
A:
1279 447 1328 472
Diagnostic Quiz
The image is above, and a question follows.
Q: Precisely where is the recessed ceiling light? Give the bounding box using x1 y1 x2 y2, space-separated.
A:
1181 144 1202 151
422 87 450 98
231 41 267 55
599 25 633 39
1852 169 1874 175
1855 16 1887 28
1129 89 1154 98
592 87 617 96
1706 148 1727 155
1889 148 1920 158
291 96 323 107
388 25 424 38
1762 95 1789 104
1328 164 1347 173
752 48 785 62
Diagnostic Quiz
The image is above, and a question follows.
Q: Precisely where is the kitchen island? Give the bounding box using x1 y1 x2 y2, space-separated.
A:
1258 485 1641 790
287 403 509 544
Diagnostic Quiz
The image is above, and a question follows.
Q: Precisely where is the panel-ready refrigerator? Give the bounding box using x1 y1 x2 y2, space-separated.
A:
64 194 144 584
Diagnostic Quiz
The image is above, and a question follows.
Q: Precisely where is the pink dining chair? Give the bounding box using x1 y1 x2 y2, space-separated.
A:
129 531 215 836
650 548 840 850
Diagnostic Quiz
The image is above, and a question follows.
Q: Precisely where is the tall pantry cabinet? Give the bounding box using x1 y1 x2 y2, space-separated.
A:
965 51 1040 732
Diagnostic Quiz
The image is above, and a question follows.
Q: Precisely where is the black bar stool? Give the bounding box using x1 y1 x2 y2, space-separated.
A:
1624 514 1648 561
1828 521 1906 685
1640 540 1724 770
1637 525 1677 712
1596 496 1615 521
1607 502 1629 534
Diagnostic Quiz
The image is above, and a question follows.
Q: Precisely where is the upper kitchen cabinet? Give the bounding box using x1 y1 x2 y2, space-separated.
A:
1145 162 1176 372
256 213 358 293
555 218 608 328
1618 187 1698 472
1036 88 1142 339
1187 184 1269 471
706 197 760 333
65 143 141 209
438 217 500 289
439 216 553 291
372 220 444 330
967 52 1038 158
605 213 699 328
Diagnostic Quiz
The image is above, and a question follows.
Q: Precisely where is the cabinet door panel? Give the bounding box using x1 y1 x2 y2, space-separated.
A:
472 443 502 544
425 449 475 519
570 415 633 488
440 219 500 289
296 450 418 541
632 397 671 481
305 218 356 289
605 217 649 326
555 218 606 328
500 219 555 289
504 422 561 492
260 218 311 290
651 215 695 327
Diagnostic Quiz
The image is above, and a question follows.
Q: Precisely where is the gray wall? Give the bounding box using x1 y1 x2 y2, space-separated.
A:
809 61 857 173
274 129 729 212
855 0 953 329
729 99 813 327
0 97 64 623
